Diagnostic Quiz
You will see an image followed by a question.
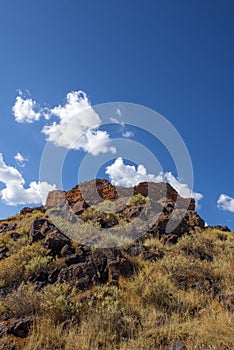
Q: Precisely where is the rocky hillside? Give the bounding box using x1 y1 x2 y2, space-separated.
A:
0 179 233 350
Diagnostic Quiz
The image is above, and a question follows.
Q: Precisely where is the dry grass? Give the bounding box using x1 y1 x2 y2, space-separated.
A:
0 210 233 350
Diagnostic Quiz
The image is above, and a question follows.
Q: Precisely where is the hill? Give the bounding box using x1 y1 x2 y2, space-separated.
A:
0 180 233 349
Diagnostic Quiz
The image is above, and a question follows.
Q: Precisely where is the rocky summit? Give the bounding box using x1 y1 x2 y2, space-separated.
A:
0 179 233 350
46 179 204 245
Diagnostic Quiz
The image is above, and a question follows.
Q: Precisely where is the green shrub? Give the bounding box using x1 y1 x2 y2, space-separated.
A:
129 194 147 206
39 283 80 324
0 243 50 288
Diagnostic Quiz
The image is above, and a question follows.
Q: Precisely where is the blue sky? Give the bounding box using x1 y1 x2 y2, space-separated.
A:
0 0 234 229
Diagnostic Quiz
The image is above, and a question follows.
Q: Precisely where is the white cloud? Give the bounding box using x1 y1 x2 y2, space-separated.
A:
105 157 203 203
105 157 164 187
217 194 234 212
42 90 116 155
13 89 116 156
14 152 28 167
0 153 56 206
116 107 122 117
122 130 134 138
12 93 41 123
110 117 125 127
1 181 56 206
164 172 203 204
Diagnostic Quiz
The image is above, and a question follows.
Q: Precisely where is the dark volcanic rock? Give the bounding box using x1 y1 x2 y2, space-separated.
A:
20 206 45 215
57 261 99 290
48 267 62 284
8 316 34 338
92 214 119 228
205 225 231 232
60 244 76 257
9 232 21 241
30 218 54 242
93 248 134 285
0 247 10 260
48 246 134 289
65 244 91 265
145 206 205 244
43 228 70 255
30 218 72 256
0 223 17 234
91 249 108 283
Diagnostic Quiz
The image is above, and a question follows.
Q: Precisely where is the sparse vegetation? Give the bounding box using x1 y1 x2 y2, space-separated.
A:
129 193 147 206
0 205 233 350
0 243 50 289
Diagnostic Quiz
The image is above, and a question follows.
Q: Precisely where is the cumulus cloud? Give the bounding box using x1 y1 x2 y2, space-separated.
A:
105 157 203 203
0 154 23 185
12 92 41 123
217 194 234 212
42 91 116 155
105 157 164 187
14 152 28 167
164 172 203 203
13 90 116 156
0 153 56 206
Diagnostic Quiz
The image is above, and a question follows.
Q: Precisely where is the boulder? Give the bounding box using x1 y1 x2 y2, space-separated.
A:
60 244 76 257
70 200 88 215
0 247 10 260
30 218 53 242
92 214 119 228
43 228 70 255
10 232 21 241
8 316 34 338
92 248 134 285
65 245 91 266
57 261 99 290
46 190 67 209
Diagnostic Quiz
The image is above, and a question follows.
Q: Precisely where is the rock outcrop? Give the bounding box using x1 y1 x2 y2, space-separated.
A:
46 179 205 244
46 179 194 212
